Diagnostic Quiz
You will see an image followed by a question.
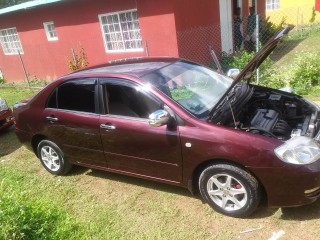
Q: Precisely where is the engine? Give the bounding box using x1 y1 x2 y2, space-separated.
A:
212 83 320 141
248 109 291 139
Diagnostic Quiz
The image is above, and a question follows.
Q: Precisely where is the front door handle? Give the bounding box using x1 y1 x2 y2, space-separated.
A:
46 116 59 122
100 123 116 130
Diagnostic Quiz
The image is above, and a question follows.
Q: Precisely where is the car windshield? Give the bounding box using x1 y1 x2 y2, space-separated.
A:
141 61 233 118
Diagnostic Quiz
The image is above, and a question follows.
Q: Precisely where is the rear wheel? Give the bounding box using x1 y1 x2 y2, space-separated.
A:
37 140 72 175
199 164 261 217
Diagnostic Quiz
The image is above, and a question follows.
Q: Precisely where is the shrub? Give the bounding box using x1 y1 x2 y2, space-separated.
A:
66 46 89 72
258 69 287 89
290 53 320 95
212 49 256 73
210 48 290 90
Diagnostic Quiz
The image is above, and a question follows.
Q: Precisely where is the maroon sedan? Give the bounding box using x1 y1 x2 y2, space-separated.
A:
13 26 320 217
0 97 14 131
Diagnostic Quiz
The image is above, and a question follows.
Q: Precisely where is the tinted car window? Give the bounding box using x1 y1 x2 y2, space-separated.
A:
47 80 96 113
103 83 161 118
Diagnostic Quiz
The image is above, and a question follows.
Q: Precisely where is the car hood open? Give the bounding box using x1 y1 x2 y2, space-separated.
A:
210 25 294 116
234 25 293 84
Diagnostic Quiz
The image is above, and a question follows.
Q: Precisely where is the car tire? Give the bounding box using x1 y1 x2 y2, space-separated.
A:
199 164 261 217
37 140 72 175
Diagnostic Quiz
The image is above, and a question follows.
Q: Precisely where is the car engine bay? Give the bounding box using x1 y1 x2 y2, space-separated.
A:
211 83 320 141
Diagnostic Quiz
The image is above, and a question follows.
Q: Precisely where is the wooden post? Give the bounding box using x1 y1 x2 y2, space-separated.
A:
18 50 30 86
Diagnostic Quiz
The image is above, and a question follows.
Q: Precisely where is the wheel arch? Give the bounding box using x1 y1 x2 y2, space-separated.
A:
31 134 47 157
188 159 267 204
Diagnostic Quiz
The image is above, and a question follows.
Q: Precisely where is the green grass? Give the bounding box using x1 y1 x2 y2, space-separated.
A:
0 171 83 240
0 154 123 240
0 87 39 108
272 31 320 71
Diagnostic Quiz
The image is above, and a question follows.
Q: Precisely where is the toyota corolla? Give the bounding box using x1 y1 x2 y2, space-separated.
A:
13 26 320 217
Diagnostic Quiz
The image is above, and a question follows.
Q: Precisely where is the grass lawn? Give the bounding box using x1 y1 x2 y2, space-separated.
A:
1 86 320 239
0 87 39 107
272 31 320 69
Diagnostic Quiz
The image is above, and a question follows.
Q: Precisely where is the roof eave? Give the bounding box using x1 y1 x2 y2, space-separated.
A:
0 0 64 15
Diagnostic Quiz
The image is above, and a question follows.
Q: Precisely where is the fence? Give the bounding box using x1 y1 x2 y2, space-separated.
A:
176 6 320 91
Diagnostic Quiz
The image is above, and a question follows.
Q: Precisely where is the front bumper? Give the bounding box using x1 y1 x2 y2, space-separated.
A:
0 109 14 131
249 160 320 208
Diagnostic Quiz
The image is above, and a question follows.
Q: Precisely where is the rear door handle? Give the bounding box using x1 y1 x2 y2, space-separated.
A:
46 116 59 122
100 123 116 130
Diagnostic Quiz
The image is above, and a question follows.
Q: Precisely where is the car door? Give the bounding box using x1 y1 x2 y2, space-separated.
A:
43 78 105 167
99 78 182 183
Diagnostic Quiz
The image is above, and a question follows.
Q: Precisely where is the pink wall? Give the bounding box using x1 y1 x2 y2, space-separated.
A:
0 0 266 82
173 0 222 65
0 0 178 82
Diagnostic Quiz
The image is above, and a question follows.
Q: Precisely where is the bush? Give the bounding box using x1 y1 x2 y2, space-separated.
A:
258 69 287 89
211 49 256 73
290 53 320 95
66 46 89 72
213 49 281 88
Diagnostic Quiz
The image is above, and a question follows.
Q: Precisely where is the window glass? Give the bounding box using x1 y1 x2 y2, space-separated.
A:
43 22 58 41
47 89 57 108
0 27 23 55
141 61 232 119
48 81 95 113
266 0 280 11
99 10 143 52
104 83 160 118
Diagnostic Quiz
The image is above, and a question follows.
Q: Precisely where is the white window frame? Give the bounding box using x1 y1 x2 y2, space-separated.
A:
0 27 24 55
43 21 58 41
98 9 143 53
266 0 280 11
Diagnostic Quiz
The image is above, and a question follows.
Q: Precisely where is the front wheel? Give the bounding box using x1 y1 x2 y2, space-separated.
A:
37 140 72 175
199 164 261 217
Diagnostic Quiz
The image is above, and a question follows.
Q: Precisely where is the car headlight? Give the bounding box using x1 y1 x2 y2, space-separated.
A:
0 98 9 111
275 136 320 165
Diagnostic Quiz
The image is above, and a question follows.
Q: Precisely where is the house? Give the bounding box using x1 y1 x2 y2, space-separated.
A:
0 0 265 82
266 0 320 25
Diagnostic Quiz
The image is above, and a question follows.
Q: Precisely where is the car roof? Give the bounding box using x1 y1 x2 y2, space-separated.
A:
65 57 180 79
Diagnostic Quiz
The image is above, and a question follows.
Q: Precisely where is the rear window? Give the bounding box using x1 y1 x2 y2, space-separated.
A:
47 80 96 113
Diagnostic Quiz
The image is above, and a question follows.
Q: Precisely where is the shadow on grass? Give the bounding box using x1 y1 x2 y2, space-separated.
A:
280 199 320 220
0 126 21 157
69 166 196 199
71 166 320 219
69 166 283 219
87 168 194 198
270 38 304 62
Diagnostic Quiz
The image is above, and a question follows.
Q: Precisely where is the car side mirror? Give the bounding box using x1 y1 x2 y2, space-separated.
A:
148 109 170 127
227 68 240 79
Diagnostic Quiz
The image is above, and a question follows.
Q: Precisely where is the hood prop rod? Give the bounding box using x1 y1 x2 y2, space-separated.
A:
227 97 238 129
